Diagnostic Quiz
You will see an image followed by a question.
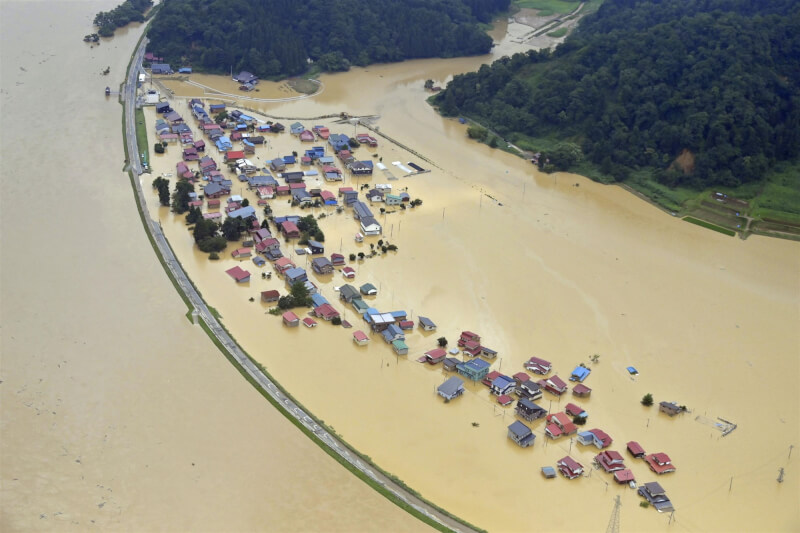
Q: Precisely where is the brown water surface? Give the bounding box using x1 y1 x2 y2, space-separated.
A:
148 29 800 533
0 2 432 532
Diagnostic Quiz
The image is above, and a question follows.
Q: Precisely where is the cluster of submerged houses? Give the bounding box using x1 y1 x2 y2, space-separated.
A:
151 96 420 266
430 333 676 510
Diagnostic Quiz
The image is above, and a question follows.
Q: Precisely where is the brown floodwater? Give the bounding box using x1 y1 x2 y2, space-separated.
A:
0 2 432 532
143 24 800 533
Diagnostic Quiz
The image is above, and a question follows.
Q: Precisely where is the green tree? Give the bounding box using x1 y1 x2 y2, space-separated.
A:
154 142 165 154
241 198 249 207
641 393 654 407
437 336 448 347
186 206 202 224
193 217 218 243
171 180 194 214
289 279 311 307
221 216 247 241
467 125 488 141
152 176 170 206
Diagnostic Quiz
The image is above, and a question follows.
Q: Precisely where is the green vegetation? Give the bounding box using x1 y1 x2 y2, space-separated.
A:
641 393 654 407
297 214 325 243
134 107 149 170
151 176 170 206
546 27 568 37
435 0 800 232
147 0 510 77
514 0 581 15
683 217 736 237
171 180 194 214
278 280 313 310
94 0 153 37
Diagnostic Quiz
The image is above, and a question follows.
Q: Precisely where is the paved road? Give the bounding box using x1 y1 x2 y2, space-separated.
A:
122 38 477 533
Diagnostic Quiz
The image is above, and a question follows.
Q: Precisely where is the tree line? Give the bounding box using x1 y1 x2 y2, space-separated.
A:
147 0 509 77
436 0 800 189
94 0 153 37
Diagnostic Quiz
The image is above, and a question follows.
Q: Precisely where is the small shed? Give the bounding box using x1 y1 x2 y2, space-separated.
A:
443 357 460 372
303 317 318 328
541 466 557 479
659 401 682 416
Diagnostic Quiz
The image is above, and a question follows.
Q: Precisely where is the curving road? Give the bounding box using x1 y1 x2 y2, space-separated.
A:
122 37 478 533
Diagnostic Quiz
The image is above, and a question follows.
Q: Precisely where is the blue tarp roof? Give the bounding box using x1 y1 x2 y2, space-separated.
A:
571 366 591 382
627 366 638 375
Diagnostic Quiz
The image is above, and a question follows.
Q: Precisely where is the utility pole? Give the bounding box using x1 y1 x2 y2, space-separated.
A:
605 495 621 533
777 467 785 483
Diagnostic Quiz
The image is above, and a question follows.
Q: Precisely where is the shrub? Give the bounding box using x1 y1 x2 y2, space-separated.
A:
437 337 448 348
572 415 587 426
641 393 654 407
198 236 227 253
208 252 219 260
331 316 342 326
349 253 356 261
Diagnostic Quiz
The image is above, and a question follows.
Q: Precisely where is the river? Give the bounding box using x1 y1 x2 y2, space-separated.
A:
0 2 431 532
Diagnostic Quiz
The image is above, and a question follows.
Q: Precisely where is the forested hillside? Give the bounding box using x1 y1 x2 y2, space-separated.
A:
147 0 509 77
437 0 800 190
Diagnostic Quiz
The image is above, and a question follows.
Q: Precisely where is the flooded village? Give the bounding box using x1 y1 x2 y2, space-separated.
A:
2 2 798 531
138 40 799 531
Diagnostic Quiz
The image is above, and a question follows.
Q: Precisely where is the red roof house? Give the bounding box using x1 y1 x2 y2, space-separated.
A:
613 469 635 484
645 453 676 475
282 311 299 327
557 456 584 479
231 247 252 259
458 331 480 346
424 348 447 364
274 257 295 274
525 356 552 374
540 375 568 395
314 303 340 321
626 441 646 458
545 412 577 438
342 266 355 278
565 403 585 417
261 290 280 302
353 330 369 345
225 150 245 162
595 450 626 472
330 253 345 266
281 221 300 238
302 317 318 328
588 428 613 449
572 383 592 397
225 266 250 283
512 372 530 384
482 370 502 387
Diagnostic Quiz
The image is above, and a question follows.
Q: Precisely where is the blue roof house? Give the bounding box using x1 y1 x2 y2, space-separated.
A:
570 366 591 382
311 293 329 308
215 136 232 151
226 206 256 219
457 359 491 381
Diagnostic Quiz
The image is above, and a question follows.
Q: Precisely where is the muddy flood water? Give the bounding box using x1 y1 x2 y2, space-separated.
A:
141 17 799 533
0 2 431 532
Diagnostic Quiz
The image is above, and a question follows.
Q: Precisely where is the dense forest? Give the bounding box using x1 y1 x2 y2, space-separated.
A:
437 0 800 190
94 0 153 36
147 0 510 77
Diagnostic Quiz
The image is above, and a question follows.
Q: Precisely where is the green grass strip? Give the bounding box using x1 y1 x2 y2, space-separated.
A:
683 217 736 236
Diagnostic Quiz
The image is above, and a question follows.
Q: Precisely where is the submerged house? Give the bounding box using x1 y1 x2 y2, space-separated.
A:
540 375 568 396
645 453 676 475
557 456 584 479
418 316 436 331
425 348 447 364
437 376 465 401
525 356 552 375
570 365 591 382
516 398 547 422
517 380 542 400
507 421 535 448
659 401 683 416
638 482 674 512
595 450 626 473
456 358 490 382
